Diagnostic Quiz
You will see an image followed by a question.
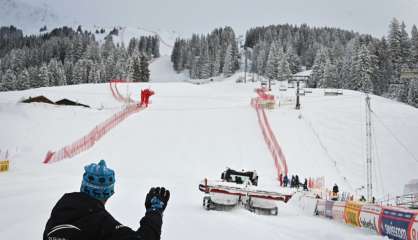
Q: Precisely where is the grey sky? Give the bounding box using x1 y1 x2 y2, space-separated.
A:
24 0 418 37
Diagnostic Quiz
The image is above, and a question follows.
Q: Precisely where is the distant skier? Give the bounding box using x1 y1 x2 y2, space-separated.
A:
283 175 289 187
43 160 170 240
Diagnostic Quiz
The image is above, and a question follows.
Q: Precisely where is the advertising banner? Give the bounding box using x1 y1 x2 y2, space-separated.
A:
316 199 326 216
325 200 335 219
409 214 418 240
380 207 415 240
344 201 363 227
359 204 382 234
332 201 346 222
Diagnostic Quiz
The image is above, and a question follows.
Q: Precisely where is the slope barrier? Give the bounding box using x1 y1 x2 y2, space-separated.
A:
110 80 136 103
43 81 143 164
291 192 418 240
251 88 288 181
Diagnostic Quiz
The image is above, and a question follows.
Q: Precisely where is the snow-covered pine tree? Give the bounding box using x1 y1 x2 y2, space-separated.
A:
139 55 150 82
131 57 141 82
354 45 374 93
256 44 267 77
411 25 418 65
3 69 16 90
72 61 84 85
265 42 279 80
152 37 160 58
16 68 30 90
64 59 74 85
38 63 50 87
388 18 403 77
277 50 292 82
323 59 338 88
407 79 418 107
115 58 127 80
211 47 221 77
223 44 234 77
198 43 211 79
311 47 329 88
105 53 116 82
286 47 301 74
400 22 411 66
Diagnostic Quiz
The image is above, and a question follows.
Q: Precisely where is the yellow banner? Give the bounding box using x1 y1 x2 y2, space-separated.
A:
0 160 9 172
344 201 363 227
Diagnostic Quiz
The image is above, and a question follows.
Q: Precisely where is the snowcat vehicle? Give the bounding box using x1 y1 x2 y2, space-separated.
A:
199 168 292 215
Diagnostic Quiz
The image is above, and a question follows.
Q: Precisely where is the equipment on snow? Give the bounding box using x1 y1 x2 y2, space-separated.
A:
199 168 292 215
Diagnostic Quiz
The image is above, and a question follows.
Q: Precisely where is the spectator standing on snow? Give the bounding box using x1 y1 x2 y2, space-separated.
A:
279 173 283 187
143 89 155 107
140 89 145 106
303 178 308 191
43 160 170 240
283 175 289 187
295 175 300 189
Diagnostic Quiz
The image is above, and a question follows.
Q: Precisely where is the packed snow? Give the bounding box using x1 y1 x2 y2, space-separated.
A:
1 58 417 239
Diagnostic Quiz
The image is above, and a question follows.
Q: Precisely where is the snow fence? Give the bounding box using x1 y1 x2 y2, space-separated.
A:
43 81 143 164
251 88 288 181
43 104 143 164
109 80 136 103
310 197 418 240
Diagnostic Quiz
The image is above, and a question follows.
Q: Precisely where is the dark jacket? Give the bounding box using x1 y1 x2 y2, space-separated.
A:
43 192 162 240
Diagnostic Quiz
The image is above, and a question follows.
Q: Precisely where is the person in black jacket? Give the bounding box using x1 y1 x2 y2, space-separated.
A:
43 160 170 240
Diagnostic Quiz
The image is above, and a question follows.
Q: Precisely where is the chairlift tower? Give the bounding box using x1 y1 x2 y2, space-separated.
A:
365 93 373 202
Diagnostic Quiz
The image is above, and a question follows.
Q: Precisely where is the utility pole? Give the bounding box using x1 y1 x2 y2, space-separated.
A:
295 77 301 109
365 93 373 202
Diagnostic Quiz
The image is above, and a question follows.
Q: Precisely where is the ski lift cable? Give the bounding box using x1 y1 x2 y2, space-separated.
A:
300 111 354 191
371 111 418 164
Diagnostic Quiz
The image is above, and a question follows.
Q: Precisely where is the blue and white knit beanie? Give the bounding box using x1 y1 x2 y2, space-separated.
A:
80 160 115 201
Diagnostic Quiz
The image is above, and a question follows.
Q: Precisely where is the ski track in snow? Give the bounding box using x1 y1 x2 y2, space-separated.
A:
1 59 417 239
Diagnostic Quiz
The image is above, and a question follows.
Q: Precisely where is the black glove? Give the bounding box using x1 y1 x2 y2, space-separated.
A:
145 187 170 214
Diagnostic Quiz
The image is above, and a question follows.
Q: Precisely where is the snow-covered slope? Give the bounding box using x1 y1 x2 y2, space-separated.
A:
0 59 417 239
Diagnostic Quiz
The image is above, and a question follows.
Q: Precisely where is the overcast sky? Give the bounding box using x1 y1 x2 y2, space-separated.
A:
24 0 418 37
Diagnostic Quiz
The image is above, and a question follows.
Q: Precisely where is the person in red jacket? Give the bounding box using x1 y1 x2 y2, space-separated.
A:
140 89 145 106
143 89 155 107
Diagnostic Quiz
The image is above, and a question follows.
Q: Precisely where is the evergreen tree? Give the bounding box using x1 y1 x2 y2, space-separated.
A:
388 18 403 77
265 42 280 80
131 57 141 82
407 79 418 107
72 61 84 85
277 51 292 81
16 68 30 90
139 55 150 82
322 59 338 88
38 64 50 87
311 48 329 88
198 44 211 79
411 25 418 65
354 45 373 93
3 69 16 90
286 47 301 74
400 22 411 65
105 53 116 81
223 44 234 77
